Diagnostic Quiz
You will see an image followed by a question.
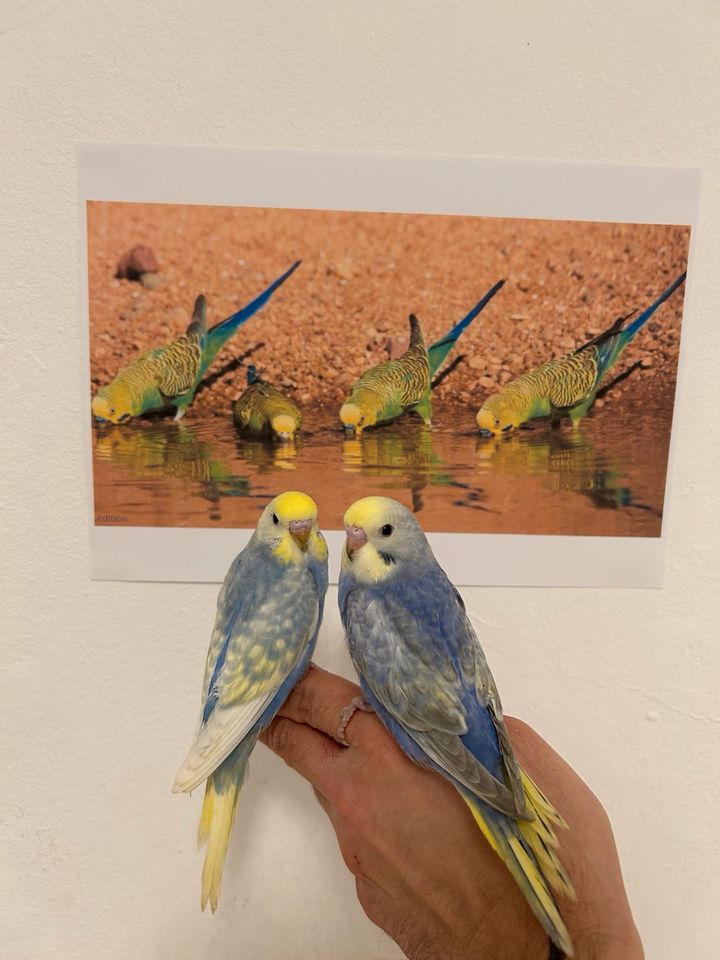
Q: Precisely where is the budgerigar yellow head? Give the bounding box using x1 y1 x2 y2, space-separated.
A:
341 495 433 583
256 490 326 565
476 393 523 438
92 384 135 425
270 413 298 442
340 392 378 436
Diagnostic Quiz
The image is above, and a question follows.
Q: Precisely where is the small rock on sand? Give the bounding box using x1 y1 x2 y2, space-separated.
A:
116 245 161 280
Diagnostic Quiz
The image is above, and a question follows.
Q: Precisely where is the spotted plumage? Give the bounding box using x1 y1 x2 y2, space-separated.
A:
477 272 686 436
341 279 505 435
92 261 301 424
173 492 328 912
233 366 302 441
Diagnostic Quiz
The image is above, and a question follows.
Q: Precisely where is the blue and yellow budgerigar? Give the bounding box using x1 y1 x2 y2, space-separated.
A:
173 491 328 911
92 261 300 424
477 271 686 436
338 496 575 955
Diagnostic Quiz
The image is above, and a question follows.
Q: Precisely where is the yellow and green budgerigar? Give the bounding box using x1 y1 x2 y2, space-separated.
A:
476 271 686 437
340 279 505 435
173 491 328 912
92 261 300 425
233 365 302 442
339 496 575 955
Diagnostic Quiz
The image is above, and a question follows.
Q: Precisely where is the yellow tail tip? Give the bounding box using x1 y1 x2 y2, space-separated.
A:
462 786 574 956
197 773 241 914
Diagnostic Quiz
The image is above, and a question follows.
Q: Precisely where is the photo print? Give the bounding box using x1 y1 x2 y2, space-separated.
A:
80 145 698 585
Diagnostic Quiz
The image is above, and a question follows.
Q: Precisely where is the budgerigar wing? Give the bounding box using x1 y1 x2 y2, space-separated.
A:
343 571 526 818
174 548 319 793
154 337 203 398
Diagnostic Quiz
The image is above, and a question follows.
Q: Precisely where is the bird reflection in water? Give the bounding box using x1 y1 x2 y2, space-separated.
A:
475 427 659 514
341 421 478 514
94 420 249 513
233 434 301 473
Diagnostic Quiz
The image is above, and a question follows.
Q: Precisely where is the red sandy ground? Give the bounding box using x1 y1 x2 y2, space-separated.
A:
87 203 689 420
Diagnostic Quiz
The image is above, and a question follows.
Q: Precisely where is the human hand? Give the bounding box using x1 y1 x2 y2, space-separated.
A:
260 665 644 960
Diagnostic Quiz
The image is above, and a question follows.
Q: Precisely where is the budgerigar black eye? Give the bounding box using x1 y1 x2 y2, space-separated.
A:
272 513 279 525
380 524 393 537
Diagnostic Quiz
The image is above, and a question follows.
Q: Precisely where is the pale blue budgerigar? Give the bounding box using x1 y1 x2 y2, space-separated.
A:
338 496 575 956
173 491 328 911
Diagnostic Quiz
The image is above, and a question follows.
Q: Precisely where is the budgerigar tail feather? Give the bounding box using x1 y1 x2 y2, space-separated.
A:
200 260 301 375
518 770 575 901
428 278 506 377
186 295 208 344
196 745 253 913
408 314 426 351
198 774 239 912
623 270 686 339
462 769 575 956
590 271 686 379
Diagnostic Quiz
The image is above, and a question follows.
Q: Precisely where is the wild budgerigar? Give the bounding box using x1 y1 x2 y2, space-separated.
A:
233 365 302 442
92 261 301 424
476 271 686 436
338 496 575 956
173 491 328 911
340 279 505 435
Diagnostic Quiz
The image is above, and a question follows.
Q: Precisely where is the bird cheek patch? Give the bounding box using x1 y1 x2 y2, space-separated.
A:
273 535 299 565
353 544 395 584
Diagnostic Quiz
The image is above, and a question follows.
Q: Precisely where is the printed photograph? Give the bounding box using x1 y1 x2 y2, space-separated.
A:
88 201 690 537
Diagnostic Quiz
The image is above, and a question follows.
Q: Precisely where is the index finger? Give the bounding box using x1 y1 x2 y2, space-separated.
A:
276 664 382 747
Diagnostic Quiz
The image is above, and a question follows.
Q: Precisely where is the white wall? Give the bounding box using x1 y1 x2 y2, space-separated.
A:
2 3 719 958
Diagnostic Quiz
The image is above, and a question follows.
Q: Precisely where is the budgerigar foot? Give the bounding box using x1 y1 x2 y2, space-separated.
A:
174 408 187 422
336 696 373 746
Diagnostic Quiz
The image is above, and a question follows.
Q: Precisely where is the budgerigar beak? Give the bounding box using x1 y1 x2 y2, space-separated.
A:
345 524 368 559
289 518 312 550
478 428 493 438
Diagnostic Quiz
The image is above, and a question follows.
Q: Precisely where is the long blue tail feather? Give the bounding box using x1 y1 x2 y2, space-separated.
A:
200 260 301 376
624 271 686 338
595 271 686 378
428 278 506 377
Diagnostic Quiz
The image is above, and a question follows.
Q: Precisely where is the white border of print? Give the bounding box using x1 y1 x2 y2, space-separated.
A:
79 144 700 587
